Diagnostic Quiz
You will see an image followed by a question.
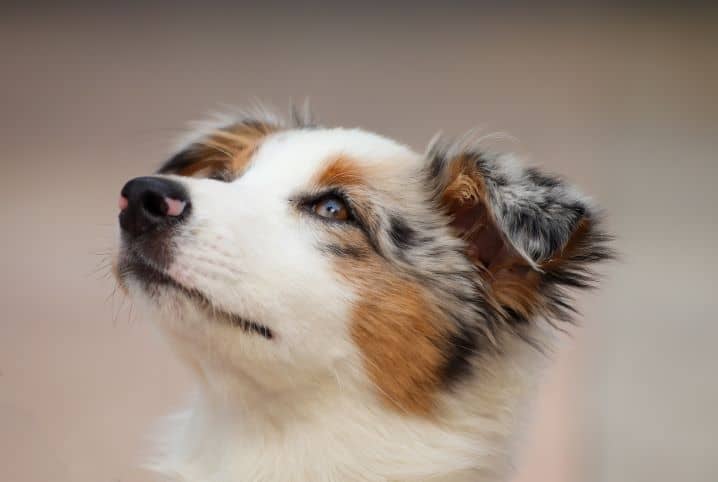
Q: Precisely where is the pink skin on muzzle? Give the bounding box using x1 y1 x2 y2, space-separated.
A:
118 195 186 216
164 198 187 216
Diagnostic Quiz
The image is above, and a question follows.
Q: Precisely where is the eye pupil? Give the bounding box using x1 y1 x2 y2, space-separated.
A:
313 196 350 221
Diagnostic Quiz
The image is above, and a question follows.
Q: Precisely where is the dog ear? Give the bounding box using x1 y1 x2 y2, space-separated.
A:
158 117 281 180
427 141 613 325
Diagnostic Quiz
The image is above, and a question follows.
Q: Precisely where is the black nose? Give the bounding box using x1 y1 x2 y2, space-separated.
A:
119 176 190 238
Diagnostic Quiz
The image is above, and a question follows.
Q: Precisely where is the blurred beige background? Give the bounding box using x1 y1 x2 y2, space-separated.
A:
1 3 717 482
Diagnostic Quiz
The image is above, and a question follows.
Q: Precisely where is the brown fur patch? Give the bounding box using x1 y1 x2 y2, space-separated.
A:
167 121 278 179
541 218 591 271
333 246 450 415
313 155 366 188
441 154 486 205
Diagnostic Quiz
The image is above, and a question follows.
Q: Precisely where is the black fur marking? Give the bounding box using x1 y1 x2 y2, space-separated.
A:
539 226 615 323
525 167 561 188
441 321 481 386
156 147 234 182
321 244 368 260
503 307 529 326
157 146 204 175
389 215 418 250
429 151 446 179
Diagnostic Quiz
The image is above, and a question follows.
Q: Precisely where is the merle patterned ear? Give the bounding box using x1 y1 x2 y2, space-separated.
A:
427 141 613 324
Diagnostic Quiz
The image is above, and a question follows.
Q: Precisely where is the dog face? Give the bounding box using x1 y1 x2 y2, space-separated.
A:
115 112 611 415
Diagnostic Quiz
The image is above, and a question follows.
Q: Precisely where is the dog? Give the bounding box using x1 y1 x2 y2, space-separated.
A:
113 107 612 482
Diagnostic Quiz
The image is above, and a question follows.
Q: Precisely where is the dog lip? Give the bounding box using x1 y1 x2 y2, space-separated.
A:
122 257 274 340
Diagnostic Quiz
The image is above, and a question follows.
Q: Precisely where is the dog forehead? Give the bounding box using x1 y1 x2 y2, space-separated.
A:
246 128 423 188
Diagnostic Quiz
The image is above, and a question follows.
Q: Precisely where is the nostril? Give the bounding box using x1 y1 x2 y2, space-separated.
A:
141 191 187 219
142 191 169 218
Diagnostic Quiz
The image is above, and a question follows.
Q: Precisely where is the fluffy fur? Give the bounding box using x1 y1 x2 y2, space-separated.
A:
113 107 612 482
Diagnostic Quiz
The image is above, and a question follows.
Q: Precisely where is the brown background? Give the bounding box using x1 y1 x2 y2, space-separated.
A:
1 3 717 482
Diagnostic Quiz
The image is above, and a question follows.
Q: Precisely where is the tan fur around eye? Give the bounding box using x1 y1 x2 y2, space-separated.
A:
313 155 367 188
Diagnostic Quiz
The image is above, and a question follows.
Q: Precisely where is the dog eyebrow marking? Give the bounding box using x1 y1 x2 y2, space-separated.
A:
309 155 390 253
158 120 279 179
313 155 366 188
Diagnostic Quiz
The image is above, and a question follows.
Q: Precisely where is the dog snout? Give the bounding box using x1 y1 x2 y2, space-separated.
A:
119 176 190 238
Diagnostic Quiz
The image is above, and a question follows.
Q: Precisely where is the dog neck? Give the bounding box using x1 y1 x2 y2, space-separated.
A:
146 363 515 482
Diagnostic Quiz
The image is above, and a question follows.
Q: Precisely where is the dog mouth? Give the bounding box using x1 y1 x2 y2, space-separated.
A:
119 256 274 340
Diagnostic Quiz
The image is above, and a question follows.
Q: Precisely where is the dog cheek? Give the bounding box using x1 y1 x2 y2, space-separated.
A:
351 284 448 415
332 249 450 416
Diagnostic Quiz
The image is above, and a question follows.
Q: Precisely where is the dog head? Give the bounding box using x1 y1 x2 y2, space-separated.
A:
114 109 611 415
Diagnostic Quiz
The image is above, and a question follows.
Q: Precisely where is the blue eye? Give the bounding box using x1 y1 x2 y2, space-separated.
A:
313 196 350 221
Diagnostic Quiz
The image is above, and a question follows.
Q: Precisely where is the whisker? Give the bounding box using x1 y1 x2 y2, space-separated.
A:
105 283 118 304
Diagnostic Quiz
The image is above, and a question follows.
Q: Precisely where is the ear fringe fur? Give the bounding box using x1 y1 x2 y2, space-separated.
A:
426 135 615 337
